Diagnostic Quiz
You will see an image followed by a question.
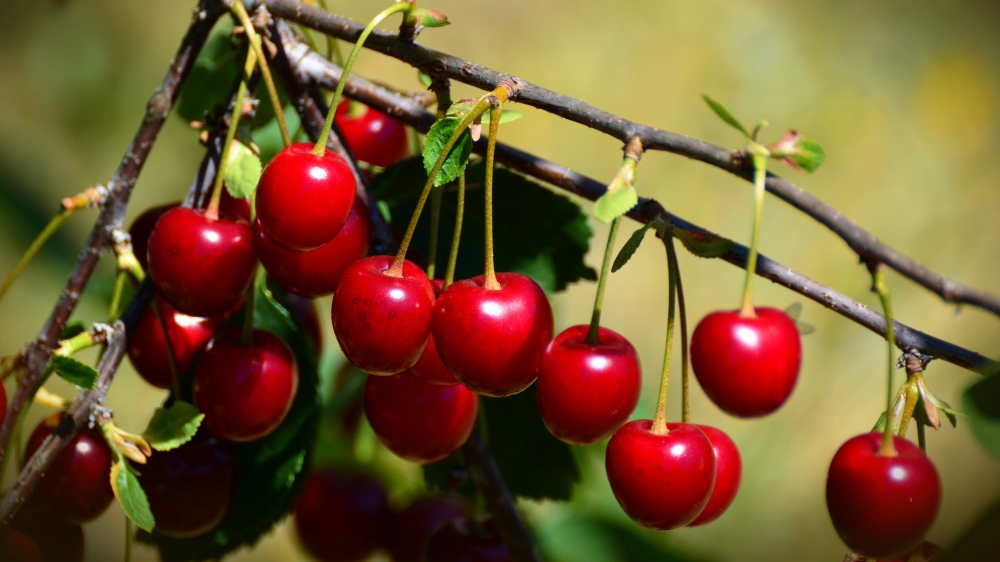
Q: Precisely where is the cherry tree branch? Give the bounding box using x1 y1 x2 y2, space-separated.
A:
277 34 998 376
261 0 1000 319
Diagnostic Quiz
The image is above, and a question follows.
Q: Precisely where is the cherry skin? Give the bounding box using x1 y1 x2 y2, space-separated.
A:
256 142 357 251
423 517 511 562
431 273 554 397
127 296 226 389
24 412 114 523
334 101 409 169
147 207 256 317
0 529 43 562
331 256 435 376
605 420 716 530
826 433 941 558
385 495 471 562
363 370 479 464
294 468 389 562
688 425 742 526
129 202 178 271
254 200 372 299
218 189 251 223
409 333 459 385
137 432 237 538
535 325 641 445
193 327 299 442
690 307 801 418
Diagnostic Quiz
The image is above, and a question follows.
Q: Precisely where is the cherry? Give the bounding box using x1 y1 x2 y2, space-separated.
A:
256 142 356 251
535 325 641 445
193 327 298 442
128 201 178 271
688 425 742 526
10 500 85 562
137 432 237 538
24 412 114 523
690 307 801 417
334 101 409 169
0 529 43 562
431 273 554 397
409 333 458 386
605 420 716 530
826 433 941 558
294 468 389 562
331 256 435 376
423 517 511 562
254 200 372 299
219 189 251 223
127 296 226 389
1 382 6 429
147 206 256 317
385 495 470 562
363 370 479 464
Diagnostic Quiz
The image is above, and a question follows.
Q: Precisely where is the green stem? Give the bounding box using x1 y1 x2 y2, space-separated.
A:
443 173 466 288
315 0 344 65
872 266 898 457
584 216 622 345
241 266 264 347
651 231 678 435
482 102 503 290
671 234 690 424
0 368 49 485
0 208 76 305
108 270 128 322
426 184 444 280
231 0 291 147
150 299 182 398
207 47 255 220
740 154 767 317
312 2 412 156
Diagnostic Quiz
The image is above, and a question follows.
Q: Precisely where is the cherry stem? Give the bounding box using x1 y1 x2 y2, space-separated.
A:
231 0 291 147
426 184 443 280
672 234 691 425
917 419 926 451
483 100 503 290
740 153 768 318
108 271 128 322
0 208 76 306
241 266 264 347
150 299 183 398
871 265 898 457
443 172 466 288
584 216 622 345
651 228 678 435
312 2 412 157
207 47 255 220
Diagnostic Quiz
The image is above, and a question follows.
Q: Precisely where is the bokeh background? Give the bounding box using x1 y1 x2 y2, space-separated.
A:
1 0 999 560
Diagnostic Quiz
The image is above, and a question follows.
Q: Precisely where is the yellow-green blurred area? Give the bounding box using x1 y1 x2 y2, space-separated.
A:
1 0 999 560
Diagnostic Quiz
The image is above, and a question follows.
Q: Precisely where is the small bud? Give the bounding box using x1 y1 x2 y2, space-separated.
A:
411 8 449 28
768 130 825 173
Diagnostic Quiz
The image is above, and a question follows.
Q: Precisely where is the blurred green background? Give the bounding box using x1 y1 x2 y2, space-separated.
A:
1 0 999 560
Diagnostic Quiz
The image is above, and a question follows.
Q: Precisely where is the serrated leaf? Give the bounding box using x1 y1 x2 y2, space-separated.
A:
50 355 98 389
142 402 204 452
702 95 750 138
963 373 1000 457
112 461 155 532
673 227 735 258
59 320 87 340
480 110 524 125
612 222 655 273
423 116 473 186
223 140 262 199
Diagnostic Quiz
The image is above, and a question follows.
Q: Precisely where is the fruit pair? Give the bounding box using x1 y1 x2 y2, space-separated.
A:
294 468 389 562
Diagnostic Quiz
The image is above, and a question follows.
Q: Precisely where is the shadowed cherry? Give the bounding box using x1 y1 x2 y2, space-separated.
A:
294 468 389 562
423 517 511 562
335 101 409 169
688 425 742 526
0 529 43 562
129 202 178 271
10 500 85 562
409 333 459 386
127 296 225 389
385 495 471 562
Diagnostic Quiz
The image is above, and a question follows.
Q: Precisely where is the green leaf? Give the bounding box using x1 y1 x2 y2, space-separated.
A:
480 110 524 125
592 163 638 224
418 71 433 88
112 461 155 532
377 157 597 292
612 222 655 273
223 141 262 200
673 227 735 258
411 8 449 27
963 374 1000 457
142 402 204 452
423 116 473 187
482 387 579 500
702 94 750 138
59 320 87 340
50 355 98 389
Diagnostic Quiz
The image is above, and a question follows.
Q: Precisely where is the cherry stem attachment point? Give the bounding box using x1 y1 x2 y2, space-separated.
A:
207 47 255 220
443 172 466 288
312 2 412 157
585 216 622 345
0 208 76 306
740 148 769 318
231 0 291 147
651 227 678 435
482 99 503 290
871 264 898 457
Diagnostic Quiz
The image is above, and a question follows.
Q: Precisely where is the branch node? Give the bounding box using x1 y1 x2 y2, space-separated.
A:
897 349 934 374
61 185 109 211
497 76 522 100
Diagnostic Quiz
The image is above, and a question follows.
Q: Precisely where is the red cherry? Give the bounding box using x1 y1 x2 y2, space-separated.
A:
129 202 178 271
10 500 85 562
605 420 716 530
423 517 511 562
364 371 478 464
147 207 256 317
331 256 435 376
334 101 409 168
535 325 641 444
688 425 742 526
254 200 372 299
256 142 356 251
24 412 114 523
385 495 471 562
409 333 459 385
826 433 941 558
294 468 389 562
690 307 801 417
193 327 298 442
137 432 237 538
127 296 226 389
0 529 43 562
431 273 554 397
219 189 251 223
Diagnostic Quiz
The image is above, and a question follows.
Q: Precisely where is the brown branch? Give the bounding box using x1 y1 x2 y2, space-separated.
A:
278 34 999 376
261 0 1000 319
